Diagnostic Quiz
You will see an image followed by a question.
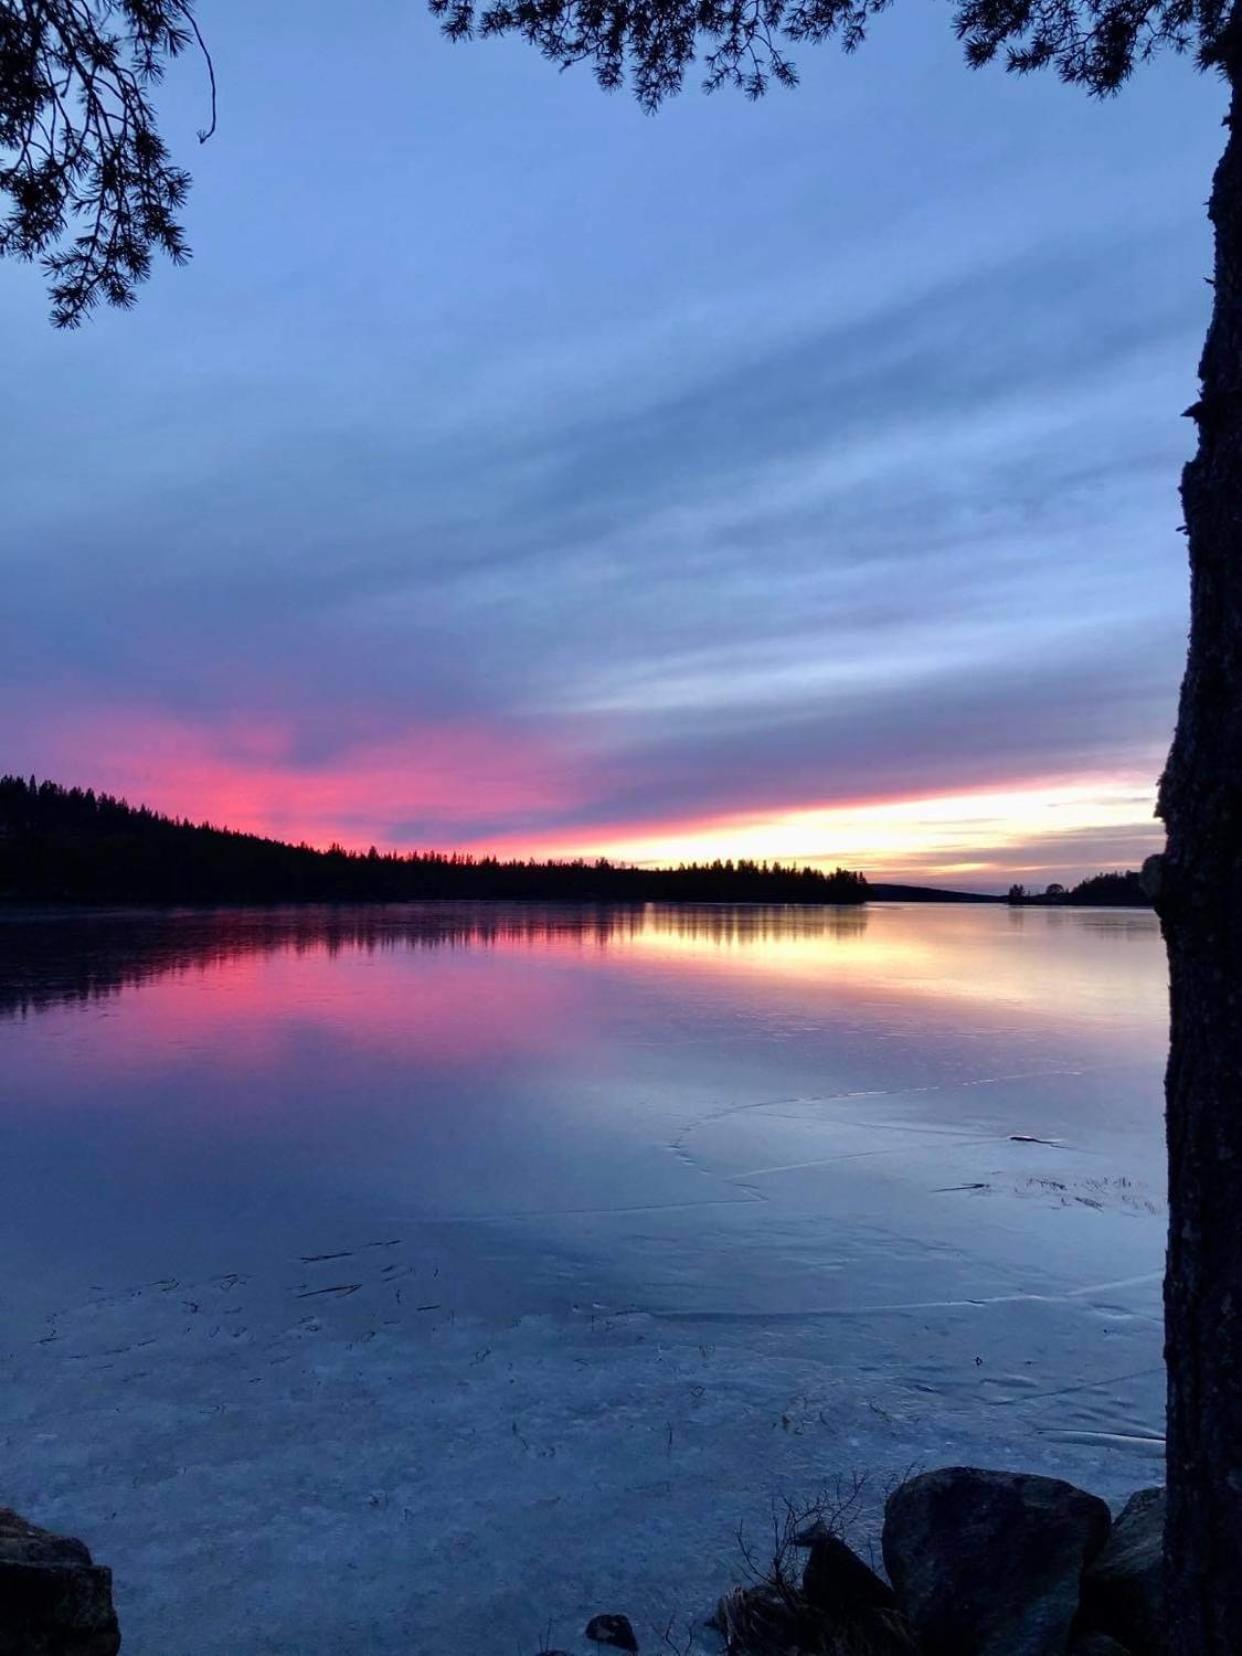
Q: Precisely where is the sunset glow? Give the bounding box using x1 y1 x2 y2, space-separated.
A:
13 694 1163 888
470 776 1163 886
5 3 1202 891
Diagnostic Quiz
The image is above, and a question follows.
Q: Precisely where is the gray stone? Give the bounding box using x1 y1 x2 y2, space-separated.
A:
586 1612 639 1652
803 1533 897 1616
0 1507 120 1656
882 1466 1111 1656
1081 1487 1164 1656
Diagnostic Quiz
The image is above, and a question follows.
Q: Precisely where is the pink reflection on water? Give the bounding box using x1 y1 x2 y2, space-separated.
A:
2 901 1166 1082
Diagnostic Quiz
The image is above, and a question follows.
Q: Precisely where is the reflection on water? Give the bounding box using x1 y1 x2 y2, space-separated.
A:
0 902 871 1018
0 899 1159 1032
0 900 1169 1655
0 899 1167 1294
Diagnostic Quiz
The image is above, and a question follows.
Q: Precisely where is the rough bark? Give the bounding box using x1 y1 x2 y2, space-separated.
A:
1156 17 1242 1651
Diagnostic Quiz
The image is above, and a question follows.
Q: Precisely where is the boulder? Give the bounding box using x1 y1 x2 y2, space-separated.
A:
1081 1487 1164 1656
803 1533 897 1616
1071 1636 1132 1656
586 1612 639 1651
0 1507 120 1656
882 1467 1111 1656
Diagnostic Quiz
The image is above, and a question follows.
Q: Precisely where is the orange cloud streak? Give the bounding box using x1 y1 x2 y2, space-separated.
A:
462 775 1164 884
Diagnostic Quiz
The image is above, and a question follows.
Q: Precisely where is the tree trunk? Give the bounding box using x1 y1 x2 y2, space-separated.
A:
1158 27 1242 1653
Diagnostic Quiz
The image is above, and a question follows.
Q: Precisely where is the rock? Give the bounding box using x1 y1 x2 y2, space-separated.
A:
792 1517 833 1546
803 1533 897 1616
882 1466 1111 1656
0 1507 120 1656
1081 1487 1164 1656
1071 1635 1132 1656
586 1612 639 1652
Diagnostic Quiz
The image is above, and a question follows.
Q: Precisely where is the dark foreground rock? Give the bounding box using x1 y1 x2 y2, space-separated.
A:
802 1533 897 1616
586 1612 639 1651
0 1507 120 1656
883 1467 1111 1656
1081 1487 1164 1656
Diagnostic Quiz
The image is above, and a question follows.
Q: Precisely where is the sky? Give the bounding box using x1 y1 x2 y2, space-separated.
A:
0 0 1226 887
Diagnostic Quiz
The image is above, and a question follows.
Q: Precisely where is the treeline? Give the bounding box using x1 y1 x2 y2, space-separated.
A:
1006 870 1152 907
0 777 868 906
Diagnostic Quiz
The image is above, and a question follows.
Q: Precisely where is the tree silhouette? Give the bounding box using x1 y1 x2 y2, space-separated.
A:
0 774 869 906
3 0 1241 1645
0 1 212 325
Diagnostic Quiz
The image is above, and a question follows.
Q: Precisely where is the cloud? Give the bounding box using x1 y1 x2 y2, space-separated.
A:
4 702 581 849
0 4 1218 885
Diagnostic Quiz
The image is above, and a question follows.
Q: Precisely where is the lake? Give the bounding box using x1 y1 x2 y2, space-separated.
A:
0 901 1167 1654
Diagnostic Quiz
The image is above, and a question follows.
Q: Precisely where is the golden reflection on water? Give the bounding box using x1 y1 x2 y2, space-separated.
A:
623 902 1163 1027
0 900 1163 1042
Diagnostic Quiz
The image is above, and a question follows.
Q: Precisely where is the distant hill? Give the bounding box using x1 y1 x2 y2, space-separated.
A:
1005 870 1153 908
871 875 1152 906
0 776 867 907
867 883 1002 904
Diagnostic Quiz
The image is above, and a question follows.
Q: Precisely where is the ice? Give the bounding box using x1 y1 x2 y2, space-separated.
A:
0 903 1167 1653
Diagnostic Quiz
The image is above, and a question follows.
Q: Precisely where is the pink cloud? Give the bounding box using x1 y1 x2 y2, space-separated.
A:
17 701 577 849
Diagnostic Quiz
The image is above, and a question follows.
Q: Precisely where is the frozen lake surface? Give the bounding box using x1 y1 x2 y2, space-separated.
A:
0 902 1167 1653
